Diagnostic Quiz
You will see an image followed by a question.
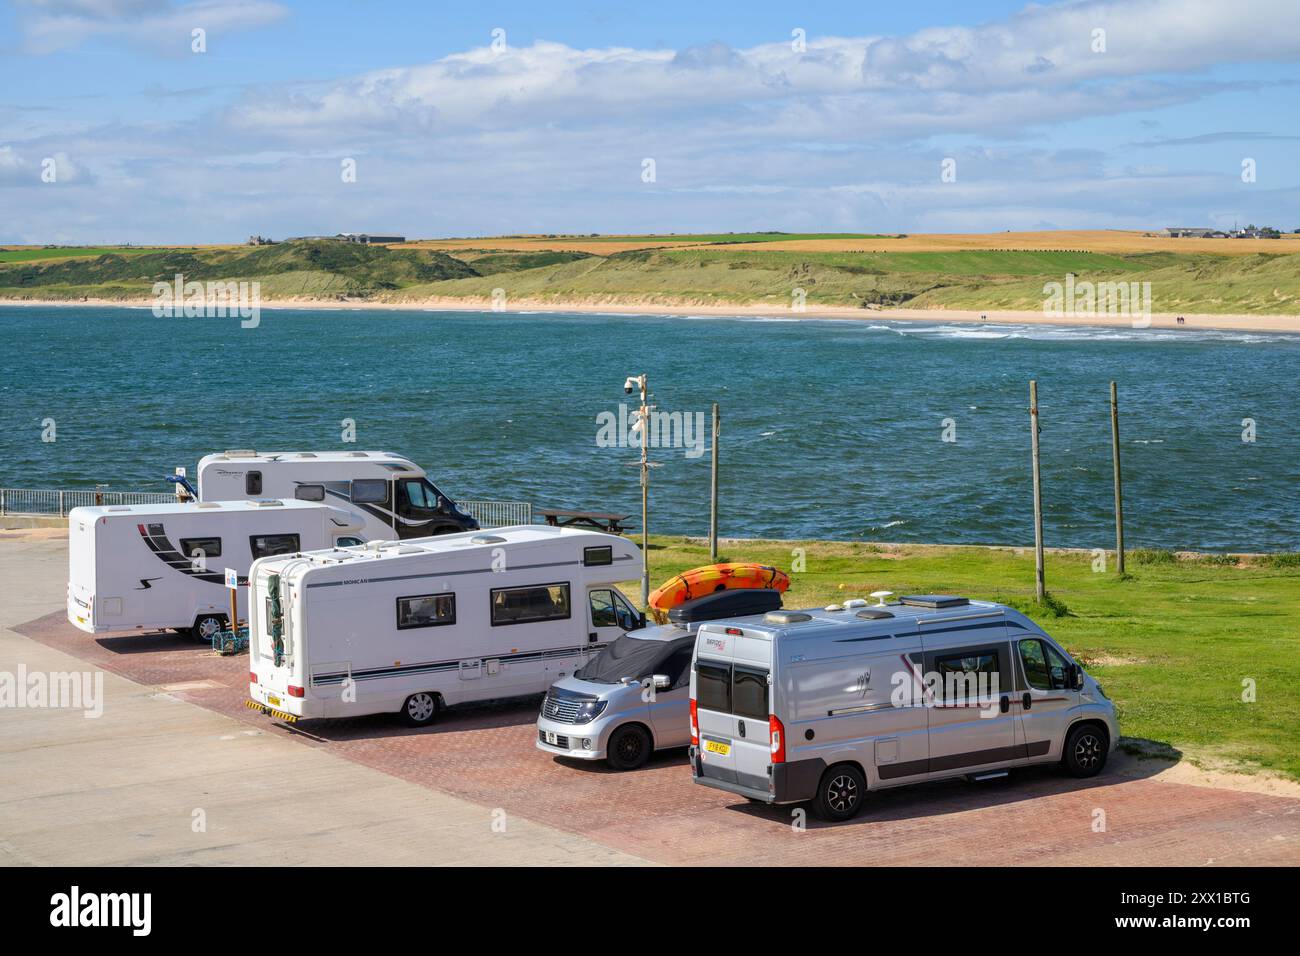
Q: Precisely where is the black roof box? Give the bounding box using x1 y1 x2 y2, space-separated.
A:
899 594 970 609
669 588 784 624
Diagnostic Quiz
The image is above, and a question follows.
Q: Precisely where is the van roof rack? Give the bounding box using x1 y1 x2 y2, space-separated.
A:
669 588 783 625
899 594 969 609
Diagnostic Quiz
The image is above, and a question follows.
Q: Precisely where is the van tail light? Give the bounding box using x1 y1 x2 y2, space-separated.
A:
249 672 258 685
689 698 699 746
769 714 786 764
288 685 305 698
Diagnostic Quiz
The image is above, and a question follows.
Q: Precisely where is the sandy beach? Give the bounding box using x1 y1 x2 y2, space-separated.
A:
2 294 1298 334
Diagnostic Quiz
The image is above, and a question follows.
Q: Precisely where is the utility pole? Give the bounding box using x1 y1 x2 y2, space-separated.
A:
1029 380 1046 602
624 374 652 606
709 403 720 563
1110 381 1125 574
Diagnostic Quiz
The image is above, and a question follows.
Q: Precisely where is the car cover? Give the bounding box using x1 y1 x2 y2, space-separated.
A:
575 632 695 683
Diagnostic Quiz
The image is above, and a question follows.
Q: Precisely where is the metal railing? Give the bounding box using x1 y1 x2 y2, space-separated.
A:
1 487 534 528
0 488 173 516
458 499 533 528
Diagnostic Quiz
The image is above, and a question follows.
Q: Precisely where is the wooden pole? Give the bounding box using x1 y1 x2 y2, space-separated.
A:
1110 381 1125 574
709 403 720 563
1029 380 1046 602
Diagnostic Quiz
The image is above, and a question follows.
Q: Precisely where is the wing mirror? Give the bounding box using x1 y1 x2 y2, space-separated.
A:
1071 665 1085 690
652 674 671 691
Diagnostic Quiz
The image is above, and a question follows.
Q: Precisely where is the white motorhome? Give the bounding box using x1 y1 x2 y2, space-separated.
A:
246 526 645 725
194 450 479 541
67 499 365 642
689 594 1119 821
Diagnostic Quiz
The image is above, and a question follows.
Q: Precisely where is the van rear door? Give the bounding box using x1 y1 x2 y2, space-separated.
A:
694 624 774 797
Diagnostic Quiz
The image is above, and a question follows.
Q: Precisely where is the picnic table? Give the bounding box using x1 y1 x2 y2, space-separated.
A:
537 509 635 534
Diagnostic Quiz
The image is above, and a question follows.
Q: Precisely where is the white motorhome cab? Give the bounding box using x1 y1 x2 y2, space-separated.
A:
194 450 479 542
690 594 1119 821
246 526 644 725
67 499 365 642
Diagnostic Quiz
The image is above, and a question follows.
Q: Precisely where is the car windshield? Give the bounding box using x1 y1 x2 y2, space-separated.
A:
575 632 687 684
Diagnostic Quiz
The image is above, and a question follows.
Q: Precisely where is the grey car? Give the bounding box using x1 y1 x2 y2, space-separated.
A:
537 589 784 770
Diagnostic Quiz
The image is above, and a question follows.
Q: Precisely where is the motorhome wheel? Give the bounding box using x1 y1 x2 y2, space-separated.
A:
400 692 439 727
606 724 652 771
813 764 867 822
191 614 227 645
1062 723 1108 778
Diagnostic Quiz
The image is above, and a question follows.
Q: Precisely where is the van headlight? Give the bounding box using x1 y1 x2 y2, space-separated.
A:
572 700 608 724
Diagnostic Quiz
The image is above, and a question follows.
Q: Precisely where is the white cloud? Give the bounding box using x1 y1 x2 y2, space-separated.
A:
15 0 288 54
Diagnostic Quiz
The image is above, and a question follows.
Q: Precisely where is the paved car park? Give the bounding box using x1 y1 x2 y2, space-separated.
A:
4 533 1299 866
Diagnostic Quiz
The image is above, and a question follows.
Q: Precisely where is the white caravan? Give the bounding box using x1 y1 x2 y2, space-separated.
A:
194 450 479 541
67 499 365 642
689 594 1119 821
246 526 644 724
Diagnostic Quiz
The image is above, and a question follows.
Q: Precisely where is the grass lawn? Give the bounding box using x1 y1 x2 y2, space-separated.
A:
627 537 1300 781
0 247 171 263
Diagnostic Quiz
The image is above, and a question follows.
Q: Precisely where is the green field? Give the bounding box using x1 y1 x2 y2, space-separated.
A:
626 538 1300 781
0 246 172 264
2 239 1297 314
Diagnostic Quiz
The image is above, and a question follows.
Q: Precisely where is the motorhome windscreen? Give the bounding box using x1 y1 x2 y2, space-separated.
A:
575 634 693 683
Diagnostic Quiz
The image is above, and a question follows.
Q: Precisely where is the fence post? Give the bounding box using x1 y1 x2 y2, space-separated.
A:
1 488 5 515
1029 380 1046 602
1110 381 1125 574
58 490 65 517
709 403 720 563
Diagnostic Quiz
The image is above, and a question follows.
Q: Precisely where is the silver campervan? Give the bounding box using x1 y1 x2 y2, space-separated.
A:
689 594 1119 821
537 590 784 770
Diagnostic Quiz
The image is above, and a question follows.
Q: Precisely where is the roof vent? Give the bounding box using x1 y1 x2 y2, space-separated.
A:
196 502 222 509
106 505 131 512
843 599 868 608
899 594 970 609
346 451 369 457
471 534 507 545
222 449 257 457
855 608 895 620
296 452 317 458
764 610 813 625
252 499 284 507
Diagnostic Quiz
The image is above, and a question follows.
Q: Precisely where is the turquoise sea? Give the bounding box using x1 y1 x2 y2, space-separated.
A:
2 305 1297 552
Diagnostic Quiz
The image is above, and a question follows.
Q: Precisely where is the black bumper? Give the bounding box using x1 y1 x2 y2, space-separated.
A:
690 748 825 805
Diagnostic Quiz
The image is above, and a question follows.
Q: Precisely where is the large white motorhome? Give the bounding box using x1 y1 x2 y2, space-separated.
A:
193 450 479 541
689 594 1119 821
246 526 645 725
67 499 365 642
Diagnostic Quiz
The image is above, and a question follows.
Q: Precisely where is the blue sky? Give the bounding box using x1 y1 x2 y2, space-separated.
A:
1 0 1298 243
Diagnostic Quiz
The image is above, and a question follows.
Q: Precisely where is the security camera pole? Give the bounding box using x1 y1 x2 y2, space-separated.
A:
624 373 652 606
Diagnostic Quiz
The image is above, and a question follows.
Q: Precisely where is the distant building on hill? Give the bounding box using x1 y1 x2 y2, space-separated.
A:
338 233 405 244
247 235 276 245
1163 227 1215 238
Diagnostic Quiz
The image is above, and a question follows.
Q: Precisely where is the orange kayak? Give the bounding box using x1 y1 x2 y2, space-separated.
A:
648 563 790 622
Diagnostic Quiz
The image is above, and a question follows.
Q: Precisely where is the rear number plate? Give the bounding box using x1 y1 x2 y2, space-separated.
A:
266 695 281 707
704 739 731 756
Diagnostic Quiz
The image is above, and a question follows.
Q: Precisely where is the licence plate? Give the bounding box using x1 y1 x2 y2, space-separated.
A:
704 739 731 756
544 731 559 746
266 694 281 707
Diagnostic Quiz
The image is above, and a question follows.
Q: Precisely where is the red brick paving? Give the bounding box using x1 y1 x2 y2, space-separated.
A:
16 611 1300 866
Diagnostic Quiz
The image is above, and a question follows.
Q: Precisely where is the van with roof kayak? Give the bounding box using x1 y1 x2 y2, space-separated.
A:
689 593 1118 821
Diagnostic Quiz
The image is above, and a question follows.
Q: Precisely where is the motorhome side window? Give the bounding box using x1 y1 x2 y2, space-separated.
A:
245 471 262 496
250 534 301 559
294 484 326 502
583 546 613 567
1019 638 1070 691
351 479 388 504
934 649 1001 702
179 537 221 559
490 583 571 626
397 593 456 630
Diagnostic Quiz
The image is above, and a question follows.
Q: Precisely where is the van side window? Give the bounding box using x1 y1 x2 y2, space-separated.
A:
250 534 301 559
295 484 326 502
179 537 221 559
934 649 1001 702
351 479 388 504
589 589 640 631
397 593 456 629
490 583 571 626
732 665 770 720
696 662 731 713
1020 640 1071 690
245 471 262 496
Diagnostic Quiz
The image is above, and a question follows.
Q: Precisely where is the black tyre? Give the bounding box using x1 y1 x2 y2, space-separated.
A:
191 613 227 645
812 764 867 822
400 692 439 727
1062 723 1108 777
606 724 652 771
